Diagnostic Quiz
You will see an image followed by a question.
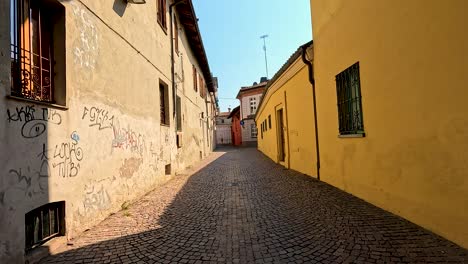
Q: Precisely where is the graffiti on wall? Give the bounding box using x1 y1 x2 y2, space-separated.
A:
52 133 84 178
6 144 50 198
6 105 62 138
71 2 99 69
112 123 146 156
83 184 111 212
82 106 114 130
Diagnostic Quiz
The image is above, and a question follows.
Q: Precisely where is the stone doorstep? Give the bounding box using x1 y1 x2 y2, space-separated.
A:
25 236 67 264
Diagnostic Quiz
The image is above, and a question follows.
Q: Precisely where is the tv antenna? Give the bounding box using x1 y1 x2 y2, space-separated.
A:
260 34 269 78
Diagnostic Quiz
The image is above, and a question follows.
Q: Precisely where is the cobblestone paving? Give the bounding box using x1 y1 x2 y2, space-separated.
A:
41 147 467 264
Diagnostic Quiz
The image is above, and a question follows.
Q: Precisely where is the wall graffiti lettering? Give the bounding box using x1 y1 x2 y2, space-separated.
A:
82 106 114 130
71 2 99 69
52 134 84 178
112 124 146 156
7 144 50 198
83 184 111 213
6 105 62 138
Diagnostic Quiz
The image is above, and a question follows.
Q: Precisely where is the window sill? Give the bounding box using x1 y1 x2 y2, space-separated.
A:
338 133 365 138
160 123 170 127
6 95 68 110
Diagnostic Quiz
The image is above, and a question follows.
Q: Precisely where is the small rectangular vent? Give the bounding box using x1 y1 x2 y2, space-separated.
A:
176 132 183 148
165 164 171 175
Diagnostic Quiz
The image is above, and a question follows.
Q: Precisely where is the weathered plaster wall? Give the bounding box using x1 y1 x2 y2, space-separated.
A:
0 0 215 262
311 0 468 247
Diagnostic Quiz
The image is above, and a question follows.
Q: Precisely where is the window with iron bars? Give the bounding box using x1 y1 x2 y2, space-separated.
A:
10 0 65 104
335 62 365 135
160 80 169 126
25 201 65 251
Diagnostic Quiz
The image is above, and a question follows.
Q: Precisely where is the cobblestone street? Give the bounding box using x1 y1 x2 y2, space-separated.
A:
41 148 467 264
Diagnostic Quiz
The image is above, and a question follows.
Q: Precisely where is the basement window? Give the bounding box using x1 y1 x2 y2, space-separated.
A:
336 62 365 136
10 0 66 106
165 164 171 175
25 201 65 251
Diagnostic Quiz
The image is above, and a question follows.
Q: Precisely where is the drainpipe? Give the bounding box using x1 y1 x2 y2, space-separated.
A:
170 0 185 132
301 44 320 181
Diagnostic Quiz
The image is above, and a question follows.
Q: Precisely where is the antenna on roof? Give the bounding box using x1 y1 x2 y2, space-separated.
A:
260 34 269 79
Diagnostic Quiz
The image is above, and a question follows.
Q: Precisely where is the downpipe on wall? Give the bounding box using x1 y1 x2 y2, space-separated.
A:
301 43 321 181
170 0 186 133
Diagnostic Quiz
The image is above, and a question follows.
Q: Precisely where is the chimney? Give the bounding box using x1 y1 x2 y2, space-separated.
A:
228 108 231 112
260 77 268 83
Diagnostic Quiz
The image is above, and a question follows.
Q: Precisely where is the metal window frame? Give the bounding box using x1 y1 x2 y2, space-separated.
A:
160 80 170 126
335 62 365 136
10 0 55 103
25 201 65 251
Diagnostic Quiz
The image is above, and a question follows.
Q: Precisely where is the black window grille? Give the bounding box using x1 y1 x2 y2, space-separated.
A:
25 201 65 251
176 95 182 131
336 62 365 135
160 80 169 125
10 0 55 102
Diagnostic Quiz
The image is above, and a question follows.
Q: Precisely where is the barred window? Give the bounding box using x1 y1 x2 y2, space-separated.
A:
176 95 182 131
336 62 365 135
10 0 65 105
25 201 65 251
193 65 198 92
160 80 169 125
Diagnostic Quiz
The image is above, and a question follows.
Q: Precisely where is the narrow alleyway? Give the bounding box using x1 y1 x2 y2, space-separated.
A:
41 148 467 264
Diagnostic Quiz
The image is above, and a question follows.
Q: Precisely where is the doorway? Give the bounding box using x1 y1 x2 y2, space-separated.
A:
276 109 285 162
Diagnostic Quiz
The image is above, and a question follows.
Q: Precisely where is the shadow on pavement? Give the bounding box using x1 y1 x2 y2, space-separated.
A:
40 147 468 263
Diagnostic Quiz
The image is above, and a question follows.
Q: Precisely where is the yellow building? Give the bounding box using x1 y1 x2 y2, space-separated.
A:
310 0 468 247
256 41 318 177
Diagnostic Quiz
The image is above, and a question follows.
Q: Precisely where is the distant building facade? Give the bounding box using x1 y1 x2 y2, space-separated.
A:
228 106 242 146
215 110 232 145
236 78 267 147
0 0 217 262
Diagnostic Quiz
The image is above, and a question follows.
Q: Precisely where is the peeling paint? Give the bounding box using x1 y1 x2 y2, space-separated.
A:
119 158 143 178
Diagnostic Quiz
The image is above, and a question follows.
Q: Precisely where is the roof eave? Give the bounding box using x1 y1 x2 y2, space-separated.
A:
176 0 214 92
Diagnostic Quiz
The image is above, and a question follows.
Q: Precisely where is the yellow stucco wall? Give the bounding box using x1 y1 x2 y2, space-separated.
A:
311 0 468 247
256 59 317 177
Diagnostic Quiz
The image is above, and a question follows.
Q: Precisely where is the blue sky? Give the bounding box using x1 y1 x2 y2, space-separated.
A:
192 1 312 112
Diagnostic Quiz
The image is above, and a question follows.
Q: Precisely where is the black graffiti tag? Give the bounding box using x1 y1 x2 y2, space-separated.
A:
6 106 62 138
52 140 84 178
82 106 114 130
